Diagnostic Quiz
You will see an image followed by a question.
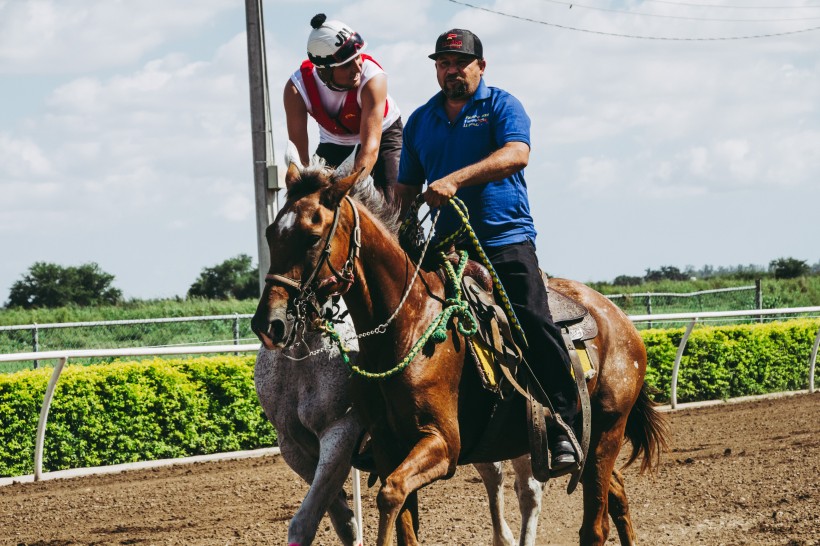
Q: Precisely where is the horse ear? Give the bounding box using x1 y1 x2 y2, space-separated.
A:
335 144 358 178
285 162 301 191
284 141 302 191
330 167 365 201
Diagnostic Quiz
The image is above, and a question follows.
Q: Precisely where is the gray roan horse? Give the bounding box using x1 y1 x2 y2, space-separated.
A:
252 147 551 546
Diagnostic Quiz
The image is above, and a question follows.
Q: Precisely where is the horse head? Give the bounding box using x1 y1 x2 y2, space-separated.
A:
251 143 363 349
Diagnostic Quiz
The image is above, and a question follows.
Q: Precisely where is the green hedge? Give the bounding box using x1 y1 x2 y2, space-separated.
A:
642 318 819 403
1 319 818 477
0 356 275 477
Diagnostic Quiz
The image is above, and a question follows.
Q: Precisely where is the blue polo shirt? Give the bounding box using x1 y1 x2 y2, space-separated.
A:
398 78 536 248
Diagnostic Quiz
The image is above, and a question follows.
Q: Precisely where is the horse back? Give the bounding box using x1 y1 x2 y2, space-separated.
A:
547 278 647 412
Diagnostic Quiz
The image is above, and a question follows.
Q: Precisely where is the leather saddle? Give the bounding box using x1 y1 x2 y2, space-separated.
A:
456 257 597 489
460 265 598 394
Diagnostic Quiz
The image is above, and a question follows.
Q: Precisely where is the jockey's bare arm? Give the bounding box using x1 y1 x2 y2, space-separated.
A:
283 79 310 166
355 72 388 181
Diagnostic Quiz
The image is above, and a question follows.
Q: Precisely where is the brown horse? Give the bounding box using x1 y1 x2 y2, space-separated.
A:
252 158 667 546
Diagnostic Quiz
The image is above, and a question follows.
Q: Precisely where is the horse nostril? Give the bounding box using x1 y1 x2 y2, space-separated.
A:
269 319 286 342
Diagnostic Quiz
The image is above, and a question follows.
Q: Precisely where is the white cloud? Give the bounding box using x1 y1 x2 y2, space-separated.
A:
0 133 54 177
0 0 238 74
216 192 255 222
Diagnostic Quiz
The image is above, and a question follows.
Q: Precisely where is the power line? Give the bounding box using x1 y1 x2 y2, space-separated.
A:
640 0 820 9
535 0 820 22
446 0 820 40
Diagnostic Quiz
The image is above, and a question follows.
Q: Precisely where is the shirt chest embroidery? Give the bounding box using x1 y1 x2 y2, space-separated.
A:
462 112 490 128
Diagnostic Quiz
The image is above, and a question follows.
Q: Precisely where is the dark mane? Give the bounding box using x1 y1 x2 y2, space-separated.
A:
284 161 331 201
349 177 401 235
286 157 401 234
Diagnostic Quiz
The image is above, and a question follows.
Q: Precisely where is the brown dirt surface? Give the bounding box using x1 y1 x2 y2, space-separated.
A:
1 392 818 545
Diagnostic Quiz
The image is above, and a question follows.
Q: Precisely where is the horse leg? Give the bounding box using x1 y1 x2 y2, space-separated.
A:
326 487 361 546
375 433 454 546
510 454 544 546
474 461 515 546
394 491 420 546
282 419 361 546
579 421 627 546
607 468 636 546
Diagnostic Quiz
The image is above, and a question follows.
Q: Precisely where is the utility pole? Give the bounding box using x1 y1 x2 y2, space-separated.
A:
244 0 280 295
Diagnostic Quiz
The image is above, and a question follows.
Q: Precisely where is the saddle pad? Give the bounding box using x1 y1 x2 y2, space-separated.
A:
467 337 500 391
572 340 597 380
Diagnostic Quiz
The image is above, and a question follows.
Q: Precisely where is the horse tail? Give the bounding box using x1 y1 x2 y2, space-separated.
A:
620 383 669 474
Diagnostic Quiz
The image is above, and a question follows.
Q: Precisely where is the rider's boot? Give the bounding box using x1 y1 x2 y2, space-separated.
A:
549 430 578 475
548 397 582 477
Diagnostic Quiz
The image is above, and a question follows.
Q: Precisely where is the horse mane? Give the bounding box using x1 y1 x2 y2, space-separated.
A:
286 155 401 235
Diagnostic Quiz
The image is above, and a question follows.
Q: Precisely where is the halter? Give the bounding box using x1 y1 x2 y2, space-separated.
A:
264 195 361 336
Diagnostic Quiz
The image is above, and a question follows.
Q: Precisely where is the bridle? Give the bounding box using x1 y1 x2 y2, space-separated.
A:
264 195 361 342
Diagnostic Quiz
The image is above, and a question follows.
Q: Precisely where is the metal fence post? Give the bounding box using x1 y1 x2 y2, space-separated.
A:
32 323 39 369
646 296 653 329
755 279 763 323
670 319 698 409
35 356 68 480
233 313 241 356
809 324 820 394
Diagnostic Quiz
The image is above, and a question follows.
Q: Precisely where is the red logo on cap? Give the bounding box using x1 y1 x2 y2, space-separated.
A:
443 33 464 49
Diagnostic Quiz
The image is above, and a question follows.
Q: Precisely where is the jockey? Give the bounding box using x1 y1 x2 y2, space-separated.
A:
284 13 403 200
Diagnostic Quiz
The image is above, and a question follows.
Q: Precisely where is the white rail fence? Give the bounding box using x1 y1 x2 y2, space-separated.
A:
0 283 763 368
0 306 818 485
0 314 253 368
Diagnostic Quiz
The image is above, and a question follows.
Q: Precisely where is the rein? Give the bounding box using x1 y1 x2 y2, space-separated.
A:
330 196 523 381
340 248 478 380
278 195 524 381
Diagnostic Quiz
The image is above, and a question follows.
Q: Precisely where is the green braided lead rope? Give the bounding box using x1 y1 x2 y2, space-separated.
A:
330 194 526 380
324 250 478 381
438 197 528 347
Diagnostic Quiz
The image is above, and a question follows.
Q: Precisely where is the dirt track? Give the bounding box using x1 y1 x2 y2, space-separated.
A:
1 393 818 545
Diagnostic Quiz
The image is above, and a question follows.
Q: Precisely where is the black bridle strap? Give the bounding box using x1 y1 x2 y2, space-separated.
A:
264 195 361 298
319 195 360 296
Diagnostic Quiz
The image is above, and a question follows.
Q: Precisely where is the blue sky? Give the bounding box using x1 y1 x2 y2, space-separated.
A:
2 0 819 301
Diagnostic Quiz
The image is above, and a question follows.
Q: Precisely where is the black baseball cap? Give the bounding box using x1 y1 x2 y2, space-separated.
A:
429 29 483 60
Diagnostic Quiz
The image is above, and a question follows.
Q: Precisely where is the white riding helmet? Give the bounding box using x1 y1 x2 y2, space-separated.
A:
307 13 367 68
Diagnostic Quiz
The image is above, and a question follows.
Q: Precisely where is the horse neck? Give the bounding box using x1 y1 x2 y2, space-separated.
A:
341 202 438 342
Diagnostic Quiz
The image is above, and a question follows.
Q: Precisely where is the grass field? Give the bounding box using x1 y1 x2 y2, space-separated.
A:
1 277 818 373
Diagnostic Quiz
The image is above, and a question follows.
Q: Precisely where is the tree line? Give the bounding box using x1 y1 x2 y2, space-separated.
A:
3 255 819 309
605 257 818 287
4 255 258 309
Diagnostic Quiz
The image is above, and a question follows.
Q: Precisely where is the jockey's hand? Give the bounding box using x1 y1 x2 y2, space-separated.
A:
423 178 458 208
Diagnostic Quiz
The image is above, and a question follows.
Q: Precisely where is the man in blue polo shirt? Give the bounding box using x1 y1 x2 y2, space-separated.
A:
396 28 580 475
